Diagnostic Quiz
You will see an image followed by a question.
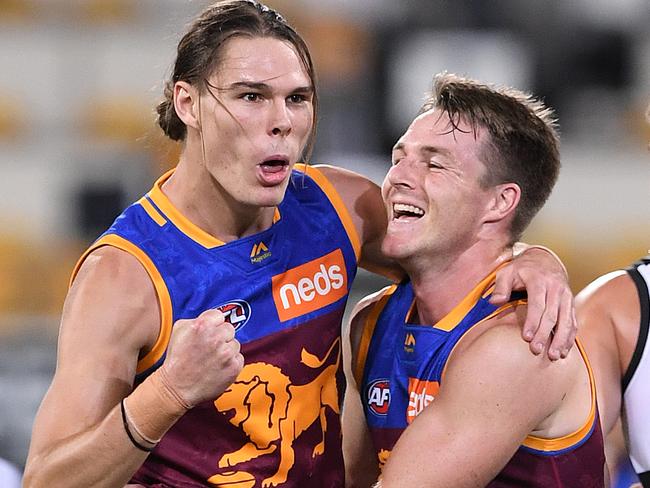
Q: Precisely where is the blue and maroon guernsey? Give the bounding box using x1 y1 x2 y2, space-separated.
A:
356 268 605 487
72 165 359 487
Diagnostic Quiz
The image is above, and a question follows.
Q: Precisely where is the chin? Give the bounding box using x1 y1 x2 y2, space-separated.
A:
251 187 287 208
381 239 410 261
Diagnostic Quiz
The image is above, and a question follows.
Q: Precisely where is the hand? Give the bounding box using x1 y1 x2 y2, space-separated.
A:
491 247 576 360
159 309 244 407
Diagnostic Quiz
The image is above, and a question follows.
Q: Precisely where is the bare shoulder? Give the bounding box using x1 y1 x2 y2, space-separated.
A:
433 305 577 439
576 269 640 372
452 305 575 389
64 245 160 351
576 269 640 340
455 306 539 362
576 270 636 312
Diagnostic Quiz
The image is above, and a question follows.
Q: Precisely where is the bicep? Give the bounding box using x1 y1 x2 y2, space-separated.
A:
28 247 160 456
381 323 561 487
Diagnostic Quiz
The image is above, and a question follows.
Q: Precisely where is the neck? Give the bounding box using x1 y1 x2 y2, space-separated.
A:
162 155 276 242
403 241 512 326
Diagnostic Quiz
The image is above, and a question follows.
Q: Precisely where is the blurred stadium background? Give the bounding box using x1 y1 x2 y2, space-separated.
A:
0 0 648 482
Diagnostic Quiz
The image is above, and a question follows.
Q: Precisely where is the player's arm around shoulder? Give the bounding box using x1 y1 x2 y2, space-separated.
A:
379 306 580 488
343 291 385 487
24 246 162 488
314 165 402 281
576 270 639 436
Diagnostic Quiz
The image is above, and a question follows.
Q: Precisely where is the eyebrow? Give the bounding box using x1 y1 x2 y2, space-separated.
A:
392 142 452 158
226 81 314 94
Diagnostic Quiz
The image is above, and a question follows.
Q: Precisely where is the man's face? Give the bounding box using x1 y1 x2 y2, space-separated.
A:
381 109 494 264
197 36 314 208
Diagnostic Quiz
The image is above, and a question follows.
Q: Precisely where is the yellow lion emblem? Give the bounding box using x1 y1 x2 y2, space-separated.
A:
208 338 341 487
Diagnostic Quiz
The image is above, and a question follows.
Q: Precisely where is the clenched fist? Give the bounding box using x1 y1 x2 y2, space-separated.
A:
158 309 244 408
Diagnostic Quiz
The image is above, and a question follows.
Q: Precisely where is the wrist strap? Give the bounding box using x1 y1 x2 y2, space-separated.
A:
124 369 189 443
120 399 155 452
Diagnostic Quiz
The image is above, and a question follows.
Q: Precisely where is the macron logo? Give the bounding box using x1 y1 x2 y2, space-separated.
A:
250 241 271 264
272 249 348 322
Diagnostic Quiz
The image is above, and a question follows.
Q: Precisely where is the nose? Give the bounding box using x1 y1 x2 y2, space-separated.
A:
385 158 416 191
269 100 291 137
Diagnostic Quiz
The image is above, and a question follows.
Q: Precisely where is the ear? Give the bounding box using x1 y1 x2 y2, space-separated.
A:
173 81 201 131
484 182 520 224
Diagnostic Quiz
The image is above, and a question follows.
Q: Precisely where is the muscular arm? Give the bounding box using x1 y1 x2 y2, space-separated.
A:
24 247 243 487
576 271 640 436
343 293 384 487
24 247 165 487
379 310 578 488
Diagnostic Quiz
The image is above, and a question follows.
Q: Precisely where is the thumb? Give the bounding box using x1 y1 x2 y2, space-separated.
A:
490 268 514 304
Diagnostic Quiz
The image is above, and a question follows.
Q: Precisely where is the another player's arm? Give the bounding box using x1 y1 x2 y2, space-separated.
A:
378 310 573 488
493 245 576 360
343 293 383 488
24 247 243 488
314 165 401 281
318 164 576 359
576 271 640 436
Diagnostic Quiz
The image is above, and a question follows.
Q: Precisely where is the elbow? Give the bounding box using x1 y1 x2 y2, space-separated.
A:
23 454 55 488
22 462 40 488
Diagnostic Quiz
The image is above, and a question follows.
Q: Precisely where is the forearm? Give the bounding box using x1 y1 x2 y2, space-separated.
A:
24 403 149 488
24 370 188 488
342 394 378 488
379 430 504 488
513 242 568 278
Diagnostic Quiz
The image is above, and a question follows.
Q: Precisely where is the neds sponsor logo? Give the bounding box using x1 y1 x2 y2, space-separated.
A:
271 249 347 322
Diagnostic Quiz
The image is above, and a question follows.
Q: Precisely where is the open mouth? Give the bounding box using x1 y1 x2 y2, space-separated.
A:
257 156 291 186
260 157 289 172
392 202 425 221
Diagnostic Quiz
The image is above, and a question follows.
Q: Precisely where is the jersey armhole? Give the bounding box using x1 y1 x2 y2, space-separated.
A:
354 285 398 386
70 234 173 375
295 163 362 262
522 339 598 453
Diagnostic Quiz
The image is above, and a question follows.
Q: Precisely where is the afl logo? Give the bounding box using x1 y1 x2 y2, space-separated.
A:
216 300 252 332
366 379 391 416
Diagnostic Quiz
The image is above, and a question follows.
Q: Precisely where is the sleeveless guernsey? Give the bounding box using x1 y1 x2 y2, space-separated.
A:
356 268 605 487
73 165 359 487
